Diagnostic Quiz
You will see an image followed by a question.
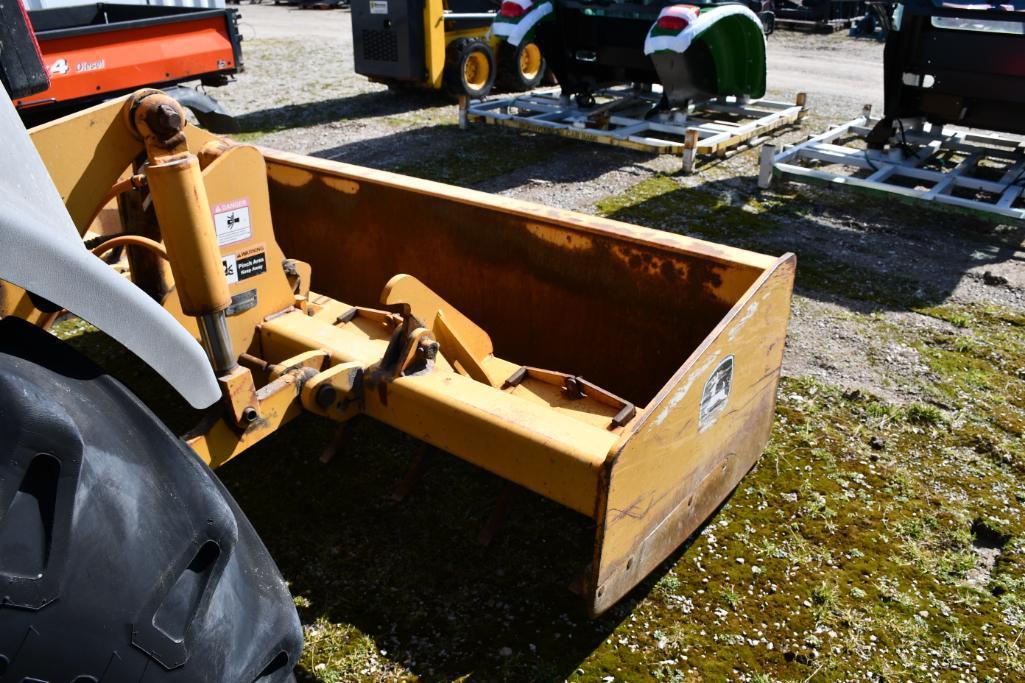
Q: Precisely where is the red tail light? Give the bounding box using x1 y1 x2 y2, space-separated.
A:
657 15 689 31
499 1 526 18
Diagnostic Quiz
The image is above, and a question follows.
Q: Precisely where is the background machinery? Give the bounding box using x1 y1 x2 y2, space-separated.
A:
465 0 804 171
351 0 548 98
763 0 1025 223
493 0 774 108
1 0 794 675
774 0 867 31
17 2 244 133
872 0 1025 138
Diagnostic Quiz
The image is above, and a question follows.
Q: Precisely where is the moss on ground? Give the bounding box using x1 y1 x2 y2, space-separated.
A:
50 292 1025 681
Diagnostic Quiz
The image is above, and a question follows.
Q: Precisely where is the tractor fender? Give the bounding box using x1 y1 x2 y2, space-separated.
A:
492 0 554 47
164 85 241 134
644 4 764 56
0 86 220 410
644 4 767 100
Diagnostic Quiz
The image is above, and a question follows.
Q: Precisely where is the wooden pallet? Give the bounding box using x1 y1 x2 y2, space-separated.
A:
459 85 807 173
760 106 1025 223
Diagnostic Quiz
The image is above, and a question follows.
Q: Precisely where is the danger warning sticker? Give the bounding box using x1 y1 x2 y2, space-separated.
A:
222 245 267 285
213 198 252 246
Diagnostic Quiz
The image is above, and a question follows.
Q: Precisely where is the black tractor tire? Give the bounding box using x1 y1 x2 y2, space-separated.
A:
496 40 547 92
443 38 496 99
0 316 302 682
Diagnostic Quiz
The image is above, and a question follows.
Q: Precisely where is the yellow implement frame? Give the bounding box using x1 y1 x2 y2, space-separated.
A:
10 92 795 615
424 0 447 88
414 0 507 91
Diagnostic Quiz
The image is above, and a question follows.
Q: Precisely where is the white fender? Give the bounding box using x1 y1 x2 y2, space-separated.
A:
0 87 220 409
644 4 763 56
493 0 553 47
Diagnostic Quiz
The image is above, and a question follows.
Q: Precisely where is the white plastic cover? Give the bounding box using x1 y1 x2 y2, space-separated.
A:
644 4 763 56
0 86 220 409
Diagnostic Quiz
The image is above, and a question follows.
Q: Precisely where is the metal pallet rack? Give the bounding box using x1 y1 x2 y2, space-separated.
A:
760 106 1025 223
460 85 807 173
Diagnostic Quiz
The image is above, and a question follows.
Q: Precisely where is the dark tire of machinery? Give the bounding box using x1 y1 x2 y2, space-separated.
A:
574 91 596 109
0 316 303 682
443 38 496 98
870 2 892 34
496 40 547 91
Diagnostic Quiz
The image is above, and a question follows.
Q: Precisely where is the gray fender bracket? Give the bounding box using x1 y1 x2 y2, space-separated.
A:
165 85 241 134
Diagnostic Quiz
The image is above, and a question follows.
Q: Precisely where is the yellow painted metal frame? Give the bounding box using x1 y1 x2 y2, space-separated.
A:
258 148 795 613
424 0 448 89
16 93 795 616
421 0 505 90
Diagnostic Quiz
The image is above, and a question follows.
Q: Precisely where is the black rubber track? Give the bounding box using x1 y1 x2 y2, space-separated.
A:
0 316 302 682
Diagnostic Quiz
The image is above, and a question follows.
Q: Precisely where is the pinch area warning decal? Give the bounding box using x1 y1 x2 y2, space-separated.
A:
223 245 267 285
213 198 252 246
699 356 734 430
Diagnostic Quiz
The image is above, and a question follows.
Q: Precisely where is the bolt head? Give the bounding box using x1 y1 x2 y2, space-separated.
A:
315 384 338 409
146 103 184 138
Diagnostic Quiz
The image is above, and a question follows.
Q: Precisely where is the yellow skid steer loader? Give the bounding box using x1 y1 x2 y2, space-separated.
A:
351 0 548 98
0 6 793 678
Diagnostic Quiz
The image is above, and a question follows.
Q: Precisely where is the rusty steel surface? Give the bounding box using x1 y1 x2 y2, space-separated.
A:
260 150 774 407
255 149 795 613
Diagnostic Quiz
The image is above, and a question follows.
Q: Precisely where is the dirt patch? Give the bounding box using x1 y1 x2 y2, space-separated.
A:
967 519 1012 590
782 297 939 404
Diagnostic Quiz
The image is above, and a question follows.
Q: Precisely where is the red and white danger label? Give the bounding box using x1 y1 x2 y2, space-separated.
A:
212 198 252 246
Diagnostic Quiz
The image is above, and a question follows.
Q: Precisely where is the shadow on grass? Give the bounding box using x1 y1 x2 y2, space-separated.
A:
236 88 451 137
313 122 660 190
216 414 621 682
598 171 1025 312
218 410 728 682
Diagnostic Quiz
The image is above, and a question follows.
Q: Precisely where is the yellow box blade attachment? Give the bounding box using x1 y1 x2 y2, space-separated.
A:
257 149 796 615
27 95 795 616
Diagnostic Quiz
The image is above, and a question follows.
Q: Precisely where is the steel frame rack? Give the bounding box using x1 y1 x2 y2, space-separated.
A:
459 85 807 173
759 105 1025 223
